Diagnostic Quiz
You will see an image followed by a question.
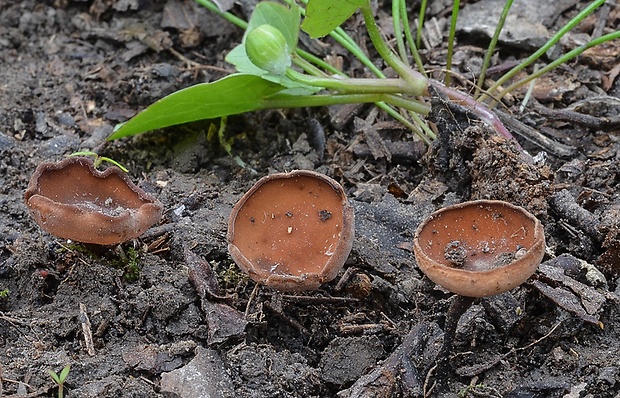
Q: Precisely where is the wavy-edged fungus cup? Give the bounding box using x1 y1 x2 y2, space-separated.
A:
413 200 545 298
24 157 163 245
227 170 354 292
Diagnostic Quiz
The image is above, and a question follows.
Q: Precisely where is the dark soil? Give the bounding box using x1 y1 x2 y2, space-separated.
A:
1 0 619 397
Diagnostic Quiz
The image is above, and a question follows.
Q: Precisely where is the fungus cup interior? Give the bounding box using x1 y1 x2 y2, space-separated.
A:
24 157 163 245
413 200 545 297
227 170 354 292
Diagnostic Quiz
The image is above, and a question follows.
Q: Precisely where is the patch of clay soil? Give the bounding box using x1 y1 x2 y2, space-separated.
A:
1 0 620 397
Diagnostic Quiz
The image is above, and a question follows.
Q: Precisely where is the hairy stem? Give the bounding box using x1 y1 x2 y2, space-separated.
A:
430 80 520 147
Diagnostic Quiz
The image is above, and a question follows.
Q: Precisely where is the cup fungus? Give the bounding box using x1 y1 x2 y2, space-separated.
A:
413 200 545 298
413 200 545 388
227 170 354 292
24 156 163 245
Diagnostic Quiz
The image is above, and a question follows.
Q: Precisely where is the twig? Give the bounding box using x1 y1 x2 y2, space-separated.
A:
79 303 96 356
548 189 603 243
278 295 360 305
0 312 30 327
339 323 385 335
454 320 564 377
423 364 437 398
263 301 309 336
495 109 576 158
334 267 358 292
513 320 563 353
533 101 620 131
168 47 203 68
244 283 260 318
1 387 51 398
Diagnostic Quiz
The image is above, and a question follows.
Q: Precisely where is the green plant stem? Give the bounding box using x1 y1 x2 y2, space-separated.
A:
411 110 437 139
480 0 606 104
296 4 519 145
331 28 386 78
263 92 430 116
381 104 433 144
416 0 428 49
444 0 460 87
286 68 427 96
392 0 409 64
359 3 429 94
400 0 427 77
194 0 248 29
498 29 620 104
293 50 341 76
383 94 431 115
475 0 514 98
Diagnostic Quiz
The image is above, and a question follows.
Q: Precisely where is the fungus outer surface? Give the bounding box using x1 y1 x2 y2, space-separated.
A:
413 200 545 297
227 170 354 291
24 157 163 245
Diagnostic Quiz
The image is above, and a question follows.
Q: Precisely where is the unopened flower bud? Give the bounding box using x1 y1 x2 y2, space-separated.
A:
245 24 291 75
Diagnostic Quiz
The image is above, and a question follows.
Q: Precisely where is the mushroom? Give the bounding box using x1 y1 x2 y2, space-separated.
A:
24 156 163 245
413 199 545 298
412 200 545 389
227 170 354 292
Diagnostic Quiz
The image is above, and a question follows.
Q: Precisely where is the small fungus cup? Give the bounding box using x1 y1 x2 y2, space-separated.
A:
24 157 163 245
413 200 545 298
227 170 355 292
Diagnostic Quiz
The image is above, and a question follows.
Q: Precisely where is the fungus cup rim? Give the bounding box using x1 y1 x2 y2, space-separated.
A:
227 170 355 292
413 200 545 297
24 156 163 245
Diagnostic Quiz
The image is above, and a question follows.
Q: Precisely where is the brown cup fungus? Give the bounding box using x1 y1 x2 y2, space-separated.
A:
413 200 545 298
24 157 163 245
227 170 355 292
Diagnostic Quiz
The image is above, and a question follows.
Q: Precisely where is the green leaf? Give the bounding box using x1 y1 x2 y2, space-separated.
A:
58 365 71 383
108 74 287 140
49 370 60 384
301 0 367 38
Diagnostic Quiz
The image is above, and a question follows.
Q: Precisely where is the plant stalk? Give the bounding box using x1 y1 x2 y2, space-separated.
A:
480 0 606 104
262 92 431 116
475 0 514 98
286 68 427 96
359 3 429 94
500 29 620 101
444 0 460 87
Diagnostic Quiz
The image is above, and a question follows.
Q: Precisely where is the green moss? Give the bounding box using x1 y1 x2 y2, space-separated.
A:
121 246 141 281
